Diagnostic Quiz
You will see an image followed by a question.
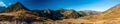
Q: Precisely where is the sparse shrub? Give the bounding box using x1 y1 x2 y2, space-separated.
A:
36 17 47 21
3 16 14 21
0 15 15 21
16 16 25 22
60 16 68 19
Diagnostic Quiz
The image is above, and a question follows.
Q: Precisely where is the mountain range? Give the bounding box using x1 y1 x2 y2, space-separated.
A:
0 2 84 24
0 2 103 24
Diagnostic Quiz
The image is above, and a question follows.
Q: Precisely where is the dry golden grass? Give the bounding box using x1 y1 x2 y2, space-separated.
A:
0 4 120 24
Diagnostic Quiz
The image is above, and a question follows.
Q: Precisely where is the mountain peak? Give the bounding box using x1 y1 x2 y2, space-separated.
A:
12 2 21 4
1 2 29 13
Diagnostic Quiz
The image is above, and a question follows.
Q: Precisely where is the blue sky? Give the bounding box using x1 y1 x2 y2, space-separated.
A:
0 0 120 12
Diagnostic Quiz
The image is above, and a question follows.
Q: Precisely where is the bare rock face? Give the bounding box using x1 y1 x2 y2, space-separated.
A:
59 9 81 18
44 8 51 14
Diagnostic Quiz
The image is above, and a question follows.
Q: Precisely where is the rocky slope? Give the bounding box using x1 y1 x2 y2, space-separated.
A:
1 2 29 13
39 4 120 24
0 1 119 24
33 4 120 24
0 2 85 24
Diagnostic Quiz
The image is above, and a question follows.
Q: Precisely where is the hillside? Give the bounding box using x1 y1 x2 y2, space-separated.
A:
75 4 120 24
0 1 119 24
81 4 120 20
1 2 29 13
34 4 120 24
0 2 86 24
39 4 120 24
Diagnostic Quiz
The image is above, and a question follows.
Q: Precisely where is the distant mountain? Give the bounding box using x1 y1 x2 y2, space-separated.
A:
31 8 82 20
80 10 101 16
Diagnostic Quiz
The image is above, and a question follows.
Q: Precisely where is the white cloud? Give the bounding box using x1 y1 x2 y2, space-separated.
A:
0 1 6 7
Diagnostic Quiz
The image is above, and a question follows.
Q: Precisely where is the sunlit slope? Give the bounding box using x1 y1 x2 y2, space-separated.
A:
50 4 120 24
